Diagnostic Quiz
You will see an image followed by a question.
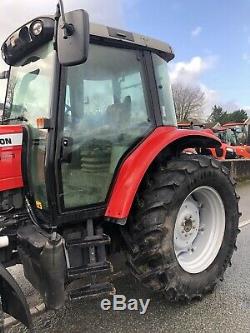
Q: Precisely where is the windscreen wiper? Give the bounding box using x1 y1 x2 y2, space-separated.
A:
1 115 28 123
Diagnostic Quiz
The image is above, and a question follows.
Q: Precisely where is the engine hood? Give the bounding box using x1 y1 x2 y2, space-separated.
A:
0 125 24 192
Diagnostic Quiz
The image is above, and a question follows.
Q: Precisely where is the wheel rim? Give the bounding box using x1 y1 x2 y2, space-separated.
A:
174 186 225 274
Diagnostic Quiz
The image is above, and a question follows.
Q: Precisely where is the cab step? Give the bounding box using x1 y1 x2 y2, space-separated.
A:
68 261 112 279
69 282 116 301
65 220 114 288
66 234 110 248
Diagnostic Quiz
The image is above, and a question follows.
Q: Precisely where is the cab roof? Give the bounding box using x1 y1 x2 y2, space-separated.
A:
2 16 175 64
89 22 175 62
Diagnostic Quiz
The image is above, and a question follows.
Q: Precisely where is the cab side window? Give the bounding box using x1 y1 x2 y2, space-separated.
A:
152 54 177 126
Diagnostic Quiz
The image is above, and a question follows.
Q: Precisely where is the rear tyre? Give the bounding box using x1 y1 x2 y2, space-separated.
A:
127 155 240 302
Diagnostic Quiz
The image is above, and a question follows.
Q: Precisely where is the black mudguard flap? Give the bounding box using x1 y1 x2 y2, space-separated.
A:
0 263 32 328
17 224 66 310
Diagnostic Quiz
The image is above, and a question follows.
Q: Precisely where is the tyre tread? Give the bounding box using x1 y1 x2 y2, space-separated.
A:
127 154 240 302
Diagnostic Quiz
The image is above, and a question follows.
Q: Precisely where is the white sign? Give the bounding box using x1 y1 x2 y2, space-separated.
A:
0 133 23 147
100 295 150 315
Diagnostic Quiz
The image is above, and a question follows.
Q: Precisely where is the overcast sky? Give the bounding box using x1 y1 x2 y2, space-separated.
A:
0 0 249 115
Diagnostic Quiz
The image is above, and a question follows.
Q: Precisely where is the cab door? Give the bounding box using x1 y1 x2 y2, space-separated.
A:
57 43 154 211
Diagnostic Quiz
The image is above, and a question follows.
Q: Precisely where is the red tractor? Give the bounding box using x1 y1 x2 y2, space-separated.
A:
221 122 250 159
0 2 240 331
209 126 239 160
208 123 250 160
177 122 240 160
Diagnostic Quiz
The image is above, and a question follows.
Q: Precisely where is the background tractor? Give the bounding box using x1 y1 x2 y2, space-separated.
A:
0 1 240 331
177 122 241 159
220 122 250 159
208 122 250 160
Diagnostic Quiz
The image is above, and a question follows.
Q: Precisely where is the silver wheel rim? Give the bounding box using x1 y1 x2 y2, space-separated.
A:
174 186 225 274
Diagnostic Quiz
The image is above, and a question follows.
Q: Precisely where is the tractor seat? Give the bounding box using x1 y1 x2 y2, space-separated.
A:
105 96 131 127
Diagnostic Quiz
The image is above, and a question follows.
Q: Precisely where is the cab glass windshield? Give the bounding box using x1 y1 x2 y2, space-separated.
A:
3 41 55 211
3 42 54 126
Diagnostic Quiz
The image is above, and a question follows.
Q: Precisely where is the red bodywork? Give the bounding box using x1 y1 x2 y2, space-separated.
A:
223 122 246 127
0 125 24 192
234 145 250 159
105 126 220 219
209 142 229 160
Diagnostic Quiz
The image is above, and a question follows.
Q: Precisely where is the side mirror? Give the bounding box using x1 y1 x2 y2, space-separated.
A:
57 9 89 66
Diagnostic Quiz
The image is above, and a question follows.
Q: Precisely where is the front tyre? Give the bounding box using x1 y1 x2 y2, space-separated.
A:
127 155 240 302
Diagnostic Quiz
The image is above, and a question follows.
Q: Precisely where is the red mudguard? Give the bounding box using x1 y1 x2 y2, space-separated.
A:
0 125 24 192
105 126 220 219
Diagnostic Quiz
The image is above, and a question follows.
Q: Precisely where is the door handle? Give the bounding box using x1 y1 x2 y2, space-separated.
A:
61 137 73 163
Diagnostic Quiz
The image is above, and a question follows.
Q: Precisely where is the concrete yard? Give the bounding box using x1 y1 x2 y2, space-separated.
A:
6 181 250 333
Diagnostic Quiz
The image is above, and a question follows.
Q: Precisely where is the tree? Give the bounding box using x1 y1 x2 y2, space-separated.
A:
208 105 227 124
172 82 205 121
226 109 248 123
208 105 248 124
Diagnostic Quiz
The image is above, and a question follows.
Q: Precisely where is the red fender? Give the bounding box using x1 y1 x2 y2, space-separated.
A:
105 126 220 220
0 125 24 192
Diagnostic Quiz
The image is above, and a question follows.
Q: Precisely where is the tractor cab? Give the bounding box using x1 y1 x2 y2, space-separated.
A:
1 13 177 224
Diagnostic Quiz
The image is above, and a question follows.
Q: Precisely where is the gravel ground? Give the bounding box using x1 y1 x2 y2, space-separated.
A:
5 182 250 333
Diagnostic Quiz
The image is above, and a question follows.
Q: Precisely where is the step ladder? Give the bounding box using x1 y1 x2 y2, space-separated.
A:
65 219 116 301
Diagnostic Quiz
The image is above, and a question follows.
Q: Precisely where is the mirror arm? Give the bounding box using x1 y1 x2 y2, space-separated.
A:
53 4 60 51
57 0 75 39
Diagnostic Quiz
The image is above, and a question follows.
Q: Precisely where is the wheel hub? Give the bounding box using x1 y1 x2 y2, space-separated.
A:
183 217 194 232
173 186 225 274
174 199 200 252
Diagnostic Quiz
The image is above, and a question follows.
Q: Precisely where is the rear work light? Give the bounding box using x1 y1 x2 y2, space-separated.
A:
10 36 17 48
1 17 54 66
30 20 43 37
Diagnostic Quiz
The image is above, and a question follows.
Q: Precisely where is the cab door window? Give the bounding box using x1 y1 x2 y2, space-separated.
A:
60 44 152 209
